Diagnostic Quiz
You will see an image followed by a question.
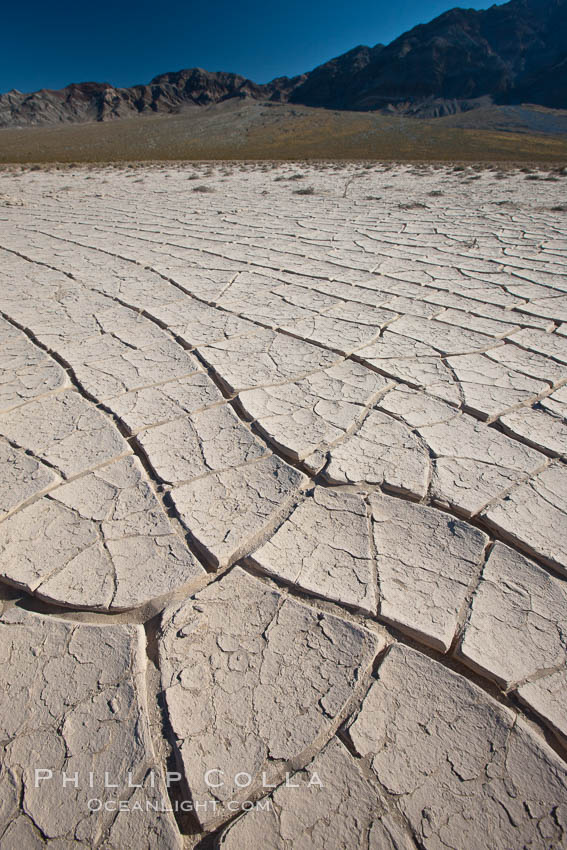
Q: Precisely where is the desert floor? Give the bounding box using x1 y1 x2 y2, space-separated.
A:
2 101 567 164
0 161 566 848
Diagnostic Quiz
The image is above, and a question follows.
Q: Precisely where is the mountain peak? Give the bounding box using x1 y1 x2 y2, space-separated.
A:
0 0 565 128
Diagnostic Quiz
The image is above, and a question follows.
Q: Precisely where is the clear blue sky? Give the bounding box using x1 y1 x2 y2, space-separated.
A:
1 0 508 94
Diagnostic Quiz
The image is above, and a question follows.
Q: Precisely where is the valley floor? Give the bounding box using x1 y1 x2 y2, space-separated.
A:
1 100 567 163
0 161 566 848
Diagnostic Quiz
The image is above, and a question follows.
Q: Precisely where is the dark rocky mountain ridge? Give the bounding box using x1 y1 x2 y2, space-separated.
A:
0 70 307 128
1 0 565 128
288 0 567 109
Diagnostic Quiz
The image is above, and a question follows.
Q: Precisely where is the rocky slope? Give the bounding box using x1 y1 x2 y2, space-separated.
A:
0 0 565 127
0 69 306 128
290 0 567 110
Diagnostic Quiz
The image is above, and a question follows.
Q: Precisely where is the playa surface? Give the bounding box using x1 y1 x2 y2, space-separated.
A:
0 161 566 848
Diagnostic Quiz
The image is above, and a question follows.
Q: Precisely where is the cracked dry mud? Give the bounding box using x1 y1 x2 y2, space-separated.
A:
0 161 566 849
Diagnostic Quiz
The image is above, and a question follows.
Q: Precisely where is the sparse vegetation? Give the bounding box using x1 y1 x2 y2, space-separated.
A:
1 101 567 164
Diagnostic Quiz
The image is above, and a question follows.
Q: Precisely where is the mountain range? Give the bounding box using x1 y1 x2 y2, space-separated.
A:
0 0 565 128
